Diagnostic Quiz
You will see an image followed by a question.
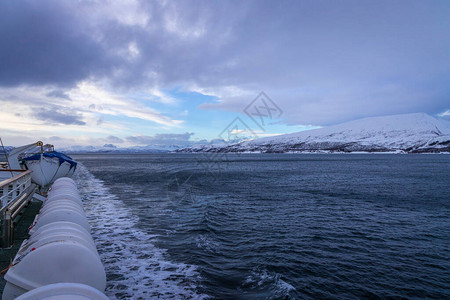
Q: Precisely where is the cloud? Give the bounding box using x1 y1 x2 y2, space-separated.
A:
0 1 115 87
103 144 117 148
48 136 62 141
70 81 183 127
438 109 450 120
46 90 71 100
47 135 124 148
105 135 124 144
0 84 183 142
0 0 449 128
126 132 194 145
438 110 450 117
34 106 86 125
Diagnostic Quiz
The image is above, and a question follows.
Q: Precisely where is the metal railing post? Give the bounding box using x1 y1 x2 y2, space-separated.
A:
1 211 12 248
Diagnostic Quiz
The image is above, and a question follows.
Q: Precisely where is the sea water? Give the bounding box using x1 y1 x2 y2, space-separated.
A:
72 154 450 299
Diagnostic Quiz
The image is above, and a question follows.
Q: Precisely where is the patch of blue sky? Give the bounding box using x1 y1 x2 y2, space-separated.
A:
160 88 237 140
124 87 320 142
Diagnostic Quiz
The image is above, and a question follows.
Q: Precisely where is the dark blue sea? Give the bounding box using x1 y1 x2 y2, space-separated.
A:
72 154 450 299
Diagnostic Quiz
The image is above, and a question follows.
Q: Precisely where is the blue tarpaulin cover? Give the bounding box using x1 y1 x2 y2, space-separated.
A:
21 152 77 170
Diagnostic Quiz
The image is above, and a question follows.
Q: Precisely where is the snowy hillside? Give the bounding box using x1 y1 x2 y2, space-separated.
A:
178 113 450 153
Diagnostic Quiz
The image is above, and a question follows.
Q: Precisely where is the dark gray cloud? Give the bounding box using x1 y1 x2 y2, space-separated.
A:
126 132 194 145
34 106 86 125
105 135 124 144
1 0 449 126
96 117 104 126
46 90 71 100
0 1 116 87
48 136 62 141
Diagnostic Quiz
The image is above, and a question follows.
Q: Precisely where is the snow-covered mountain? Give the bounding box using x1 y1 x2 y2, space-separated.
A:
58 140 234 154
177 113 450 153
59 144 171 154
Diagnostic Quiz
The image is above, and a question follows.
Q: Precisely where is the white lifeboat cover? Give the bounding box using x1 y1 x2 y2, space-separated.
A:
15 282 109 300
4 240 106 292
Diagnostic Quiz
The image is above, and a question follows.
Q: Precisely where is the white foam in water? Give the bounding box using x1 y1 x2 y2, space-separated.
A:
73 164 208 299
195 234 220 254
243 267 296 298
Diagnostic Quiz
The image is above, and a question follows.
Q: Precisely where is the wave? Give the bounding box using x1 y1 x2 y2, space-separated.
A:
73 164 208 299
242 267 297 299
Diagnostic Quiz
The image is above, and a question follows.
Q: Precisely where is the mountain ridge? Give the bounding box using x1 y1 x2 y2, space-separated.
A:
177 113 450 153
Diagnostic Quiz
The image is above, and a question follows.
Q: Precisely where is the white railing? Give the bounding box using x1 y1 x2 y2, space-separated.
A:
0 170 32 209
1 169 36 248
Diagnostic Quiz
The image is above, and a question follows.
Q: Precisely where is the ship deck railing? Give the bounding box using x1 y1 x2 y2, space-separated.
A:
0 170 37 248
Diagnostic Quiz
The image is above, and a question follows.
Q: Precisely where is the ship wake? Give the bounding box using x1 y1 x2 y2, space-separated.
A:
73 164 207 299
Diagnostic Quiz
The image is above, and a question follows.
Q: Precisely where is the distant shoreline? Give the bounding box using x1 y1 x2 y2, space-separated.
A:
68 151 450 155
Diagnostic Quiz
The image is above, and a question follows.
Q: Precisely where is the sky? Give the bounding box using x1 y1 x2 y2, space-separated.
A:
0 0 449 148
